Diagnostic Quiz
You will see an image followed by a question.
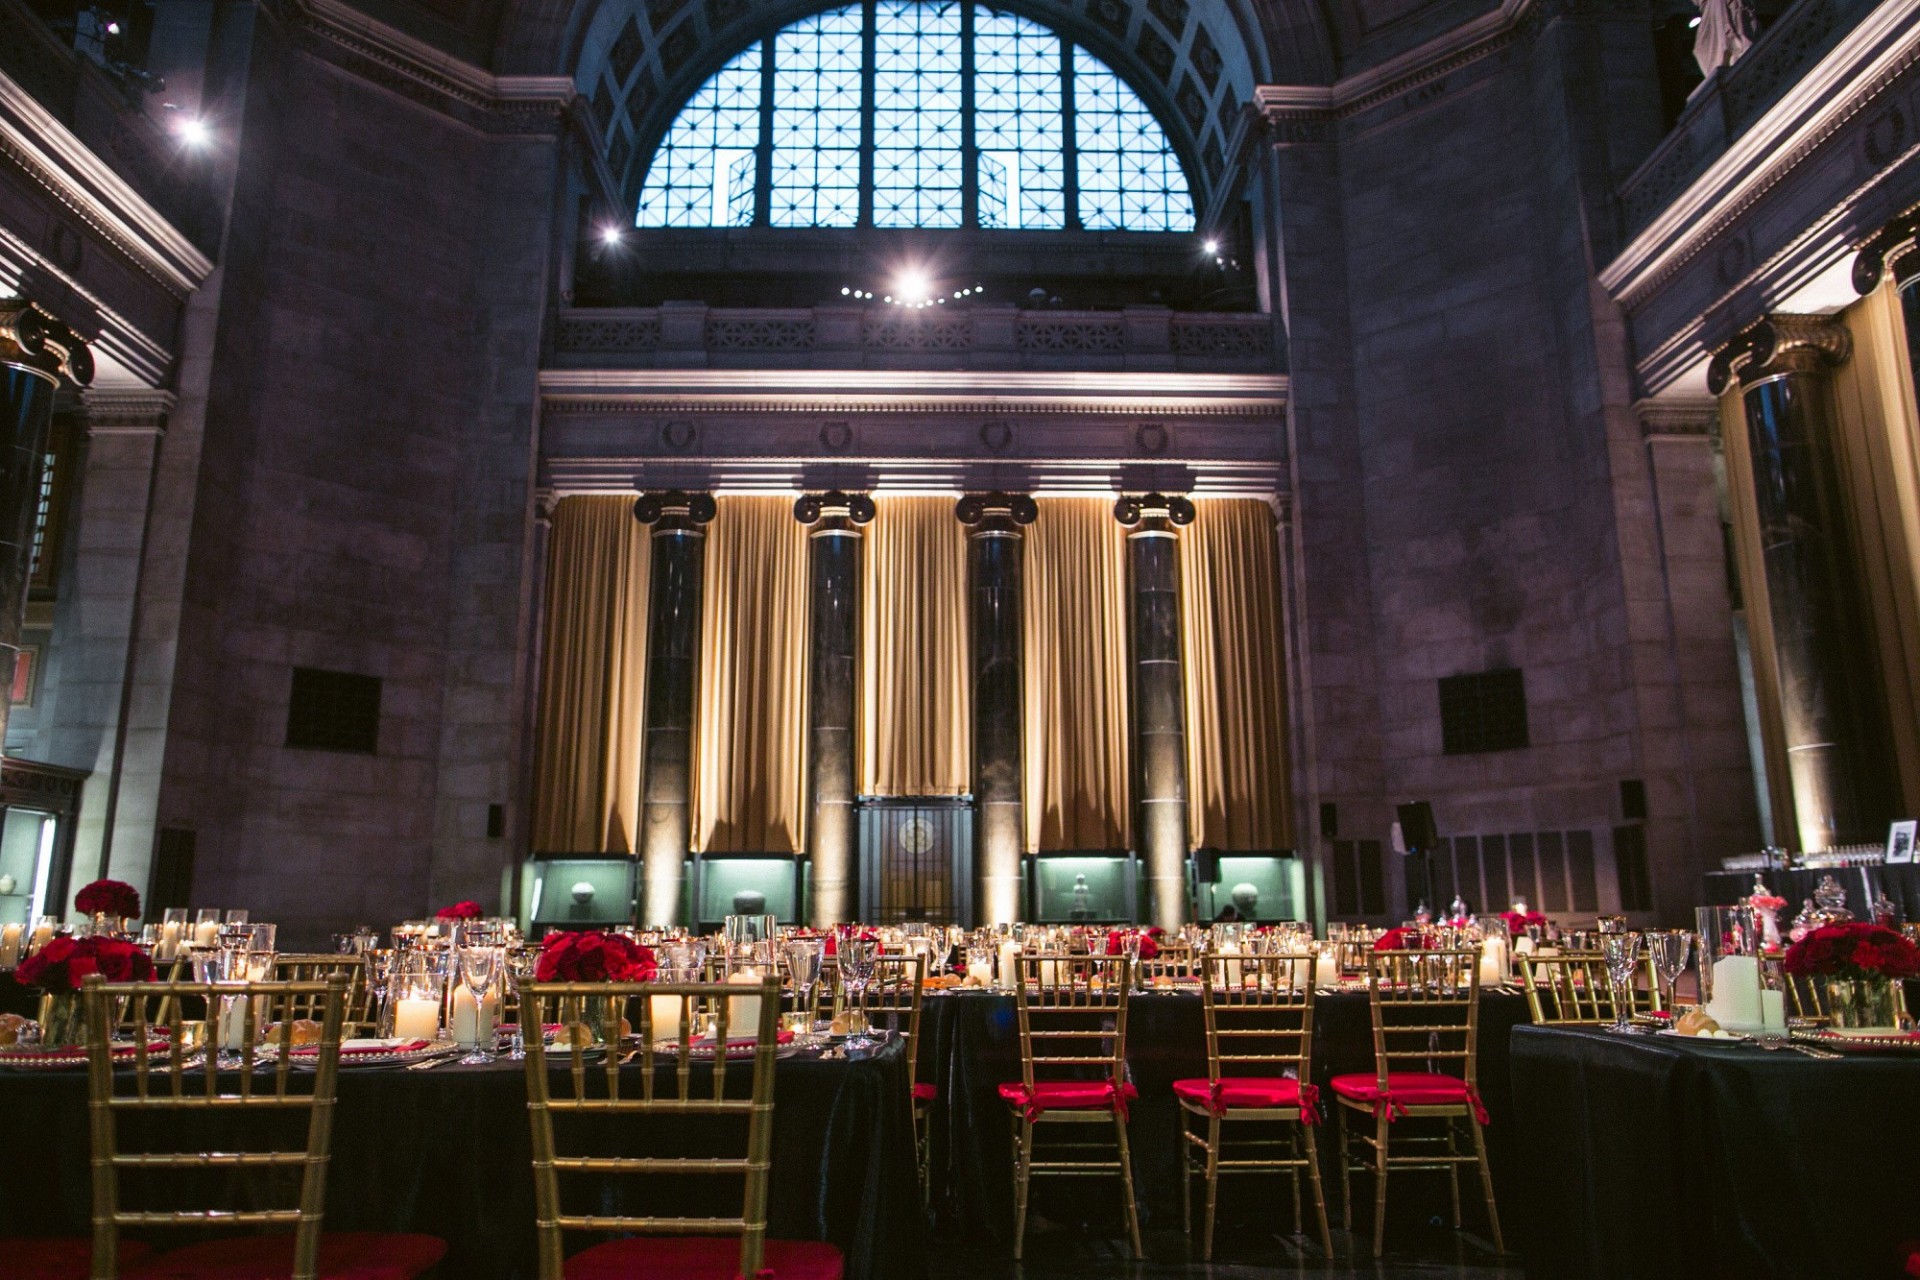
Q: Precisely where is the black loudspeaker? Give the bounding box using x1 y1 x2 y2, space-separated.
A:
486 804 505 838
1319 802 1339 840
1620 779 1648 821
1395 801 1438 851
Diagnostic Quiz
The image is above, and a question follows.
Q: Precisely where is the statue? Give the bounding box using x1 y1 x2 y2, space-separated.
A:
1069 874 1094 922
1230 882 1260 920
731 888 768 915
1693 0 1756 79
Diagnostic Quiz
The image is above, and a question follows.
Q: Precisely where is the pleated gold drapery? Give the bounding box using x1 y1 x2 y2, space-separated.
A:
861 496 971 796
1180 499 1294 850
1831 283 1920 814
1023 497 1132 851
529 496 650 853
692 496 813 854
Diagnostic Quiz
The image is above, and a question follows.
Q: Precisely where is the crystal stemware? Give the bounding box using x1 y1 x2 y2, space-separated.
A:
784 938 824 1043
1600 933 1642 1033
1644 930 1692 1015
839 936 877 1049
456 946 499 1065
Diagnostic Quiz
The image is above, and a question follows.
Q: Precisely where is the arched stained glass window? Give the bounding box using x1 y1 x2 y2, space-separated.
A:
634 3 1195 233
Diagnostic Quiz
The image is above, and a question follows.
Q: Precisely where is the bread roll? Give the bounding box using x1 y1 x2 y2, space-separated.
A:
0 1012 27 1046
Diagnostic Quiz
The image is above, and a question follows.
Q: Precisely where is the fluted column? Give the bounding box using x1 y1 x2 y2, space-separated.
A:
957 492 1035 925
0 302 91 753
1854 214 1920 416
1711 317 1892 848
1115 493 1195 930
633 491 715 926
795 490 873 927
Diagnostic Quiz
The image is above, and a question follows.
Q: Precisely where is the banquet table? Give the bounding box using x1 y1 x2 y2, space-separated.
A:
0 1038 924 1280
917 987 1530 1242
1509 1025 1920 1280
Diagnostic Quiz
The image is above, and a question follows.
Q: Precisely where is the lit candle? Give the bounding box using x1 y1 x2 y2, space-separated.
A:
450 987 483 1048
1220 944 1243 987
0 923 21 968
966 958 993 987
648 992 683 1044
1759 987 1785 1031
29 920 55 953
997 940 1022 990
393 997 440 1041
155 921 183 962
1706 954 1763 1030
193 920 220 948
218 996 259 1051
1479 935 1509 988
725 968 764 1038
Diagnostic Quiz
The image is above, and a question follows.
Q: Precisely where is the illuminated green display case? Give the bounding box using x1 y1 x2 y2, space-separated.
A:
527 857 637 929
1194 853 1305 922
1026 852 1139 924
693 854 801 929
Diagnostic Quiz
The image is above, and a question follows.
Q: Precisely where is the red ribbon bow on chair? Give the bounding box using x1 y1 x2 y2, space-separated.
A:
1203 1080 1322 1126
1370 1084 1489 1126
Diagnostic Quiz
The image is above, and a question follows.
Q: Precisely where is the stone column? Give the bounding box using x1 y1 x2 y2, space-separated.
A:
1115 493 1195 930
794 490 873 927
1853 217 1920 406
957 492 1035 925
632 491 715 926
0 302 91 751
1710 317 1892 849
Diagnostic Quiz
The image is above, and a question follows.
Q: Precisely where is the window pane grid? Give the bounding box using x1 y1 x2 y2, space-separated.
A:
635 3 1192 232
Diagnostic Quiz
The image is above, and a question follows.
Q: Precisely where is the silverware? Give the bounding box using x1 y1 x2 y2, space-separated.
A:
1754 1035 1841 1060
406 1052 458 1070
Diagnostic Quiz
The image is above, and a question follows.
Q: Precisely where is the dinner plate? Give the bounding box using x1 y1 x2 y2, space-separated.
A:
281 1037 450 1067
1790 1028 1920 1053
1654 1027 1748 1042
0 1039 172 1069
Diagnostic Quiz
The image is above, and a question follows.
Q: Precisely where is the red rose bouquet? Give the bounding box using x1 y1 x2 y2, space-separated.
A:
16 935 156 992
1499 911 1546 935
1373 927 1432 951
534 930 658 982
74 879 141 920
435 900 484 921
1104 928 1161 960
1782 923 1920 981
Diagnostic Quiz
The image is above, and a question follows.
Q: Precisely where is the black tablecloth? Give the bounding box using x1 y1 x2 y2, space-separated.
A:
919 988 1530 1242
1509 1025 1920 1280
0 1042 924 1280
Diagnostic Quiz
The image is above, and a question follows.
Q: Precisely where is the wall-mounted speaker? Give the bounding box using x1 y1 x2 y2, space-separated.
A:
1395 801 1438 851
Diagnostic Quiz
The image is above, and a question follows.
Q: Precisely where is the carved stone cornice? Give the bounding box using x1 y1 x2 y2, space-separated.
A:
1853 203 1920 293
1113 491 1197 533
80 386 172 435
631 490 715 533
1635 397 1720 440
793 489 875 533
955 492 1038 536
0 298 93 386
1709 313 1852 392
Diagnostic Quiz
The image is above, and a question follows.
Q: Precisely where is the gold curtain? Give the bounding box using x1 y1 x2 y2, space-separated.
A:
1023 497 1132 851
1180 499 1294 849
1831 284 1920 814
529 496 649 852
861 496 970 796
692 496 812 854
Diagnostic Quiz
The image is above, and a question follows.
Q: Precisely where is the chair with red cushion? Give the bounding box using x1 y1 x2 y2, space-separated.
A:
1329 947 1503 1259
1171 951 1331 1260
860 954 932 1200
79 972 447 1280
1001 953 1142 1260
0 1237 151 1280
523 978 844 1280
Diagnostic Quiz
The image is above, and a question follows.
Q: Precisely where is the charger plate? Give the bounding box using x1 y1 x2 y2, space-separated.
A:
0 1039 172 1070
1790 1028 1920 1053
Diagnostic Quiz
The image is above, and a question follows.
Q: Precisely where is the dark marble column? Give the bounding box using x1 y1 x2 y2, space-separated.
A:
0 302 91 752
1711 317 1892 849
957 492 1035 925
795 490 873 927
632 491 715 926
1115 493 1195 930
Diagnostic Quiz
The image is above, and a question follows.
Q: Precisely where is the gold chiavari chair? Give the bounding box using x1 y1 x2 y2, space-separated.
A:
78 972 446 1280
862 954 931 1195
1330 949 1502 1259
522 978 844 1280
272 954 370 1028
1518 950 1661 1025
1140 940 1200 983
1001 953 1142 1260
1175 952 1331 1260
42 954 189 1041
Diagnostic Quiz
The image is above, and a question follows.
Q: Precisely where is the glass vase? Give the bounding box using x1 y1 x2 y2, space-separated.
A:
1823 976 1901 1032
41 992 87 1049
559 993 616 1047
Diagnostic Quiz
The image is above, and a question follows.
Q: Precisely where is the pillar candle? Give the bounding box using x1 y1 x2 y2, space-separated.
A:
1707 955 1763 1029
1220 945 1243 987
29 921 54 953
725 968 763 1038
450 987 483 1048
218 996 264 1051
998 941 1022 989
966 958 993 987
0 923 21 967
192 920 220 948
154 921 182 962
1760 988 1785 1031
1479 936 1508 988
393 997 440 1041
648 992 683 1044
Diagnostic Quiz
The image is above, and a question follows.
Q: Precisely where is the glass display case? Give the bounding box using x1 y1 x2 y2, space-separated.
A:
527 857 637 929
1194 852 1306 923
1027 852 1139 924
693 854 801 929
0 760 84 928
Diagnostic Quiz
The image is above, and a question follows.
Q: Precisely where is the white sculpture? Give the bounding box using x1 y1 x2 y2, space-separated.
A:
1693 0 1756 78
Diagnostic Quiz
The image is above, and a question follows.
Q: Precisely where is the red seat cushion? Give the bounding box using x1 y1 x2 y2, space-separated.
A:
1171 1075 1324 1122
130 1231 446 1279
911 1081 936 1102
562 1235 845 1280
997 1079 1139 1120
1329 1072 1488 1122
0 1237 151 1280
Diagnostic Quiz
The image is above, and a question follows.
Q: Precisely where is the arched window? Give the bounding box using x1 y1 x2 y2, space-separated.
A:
635 2 1196 233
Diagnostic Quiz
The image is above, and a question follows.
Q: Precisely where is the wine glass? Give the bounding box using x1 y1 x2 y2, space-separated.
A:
456 946 499 1064
784 938 824 1042
1644 930 1692 1016
503 947 540 1060
839 936 877 1049
1600 933 1642 1034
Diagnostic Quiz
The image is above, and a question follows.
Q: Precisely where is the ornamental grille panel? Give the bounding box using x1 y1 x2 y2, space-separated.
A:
286 667 382 755
861 315 973 350
1438 667 1530 755
858 800 971 925
1014 316 1125 352
1171 315 1272 356
556 315 660 351
703 316 817 350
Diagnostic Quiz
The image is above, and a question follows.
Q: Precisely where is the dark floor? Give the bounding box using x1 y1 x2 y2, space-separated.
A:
927 1224 1522 1279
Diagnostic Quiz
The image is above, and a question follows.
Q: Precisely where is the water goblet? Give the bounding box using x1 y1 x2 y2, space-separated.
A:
1600 933 1642 1034
839 936 877 1049
784 938 824 1043
455 946 499 1064
1645 930 1692 1015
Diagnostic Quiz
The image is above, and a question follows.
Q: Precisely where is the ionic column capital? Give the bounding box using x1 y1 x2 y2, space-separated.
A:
1853 204 1920 294
1113 491 1196 536
793 489 875 535
1708 314 1851 393
632 490 716 533
0 299 93 387
956 491 1037 537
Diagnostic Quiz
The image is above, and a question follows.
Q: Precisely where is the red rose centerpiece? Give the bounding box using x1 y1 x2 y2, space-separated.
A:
1373 927 1432 952
1103 928 1161 961
17 935 157 1048
534 930 658 1046
435 900 484 922
1782 923 1920 1031
74 878 141 925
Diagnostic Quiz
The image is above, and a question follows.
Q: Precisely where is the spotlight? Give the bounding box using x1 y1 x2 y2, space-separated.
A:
105 20 120 33
894 268 930 304
1686 15 1700 25
175 116 211 148
1201 238 1219 255
841 286 851 295
598 225 624 247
